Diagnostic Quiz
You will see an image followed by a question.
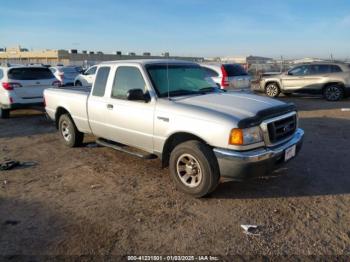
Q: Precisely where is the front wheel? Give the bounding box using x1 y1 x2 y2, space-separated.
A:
323 85 344 101
58 114 84 147
0 108 10 119
75 81 82 87
265 83 280 97
169 140 220 198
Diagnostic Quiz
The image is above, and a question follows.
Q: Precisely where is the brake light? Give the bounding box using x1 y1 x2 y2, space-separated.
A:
52 80 62 87
2 82 22 90
58 72 64 80
221 65 229 89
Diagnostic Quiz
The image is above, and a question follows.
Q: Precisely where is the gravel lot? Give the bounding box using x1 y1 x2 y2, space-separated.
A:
1 95 350 258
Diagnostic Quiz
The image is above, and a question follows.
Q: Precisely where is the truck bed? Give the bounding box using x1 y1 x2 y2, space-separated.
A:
44 87 92 134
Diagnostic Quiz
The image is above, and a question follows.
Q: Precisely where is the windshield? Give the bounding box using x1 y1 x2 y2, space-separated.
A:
8 67 55 80
223 64 248 76
146 64 219 98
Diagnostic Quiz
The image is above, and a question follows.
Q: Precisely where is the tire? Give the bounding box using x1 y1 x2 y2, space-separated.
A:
58 114 84 147
75 81 82 86
0 108 10 119
169 140 220 198
265 83 281 97
323 85 344 101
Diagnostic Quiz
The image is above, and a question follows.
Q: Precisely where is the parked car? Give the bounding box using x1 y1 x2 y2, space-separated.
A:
50 66 80 86
256 62 350 101
74 65 97 86
200 63 251 90
0 65 60 118
44 59 304 197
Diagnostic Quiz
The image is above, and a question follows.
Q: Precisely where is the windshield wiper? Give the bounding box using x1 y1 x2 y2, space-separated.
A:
165 89 200 97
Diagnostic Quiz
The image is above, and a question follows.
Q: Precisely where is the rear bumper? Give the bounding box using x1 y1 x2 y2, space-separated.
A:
213 128 304 180
1 102 44 110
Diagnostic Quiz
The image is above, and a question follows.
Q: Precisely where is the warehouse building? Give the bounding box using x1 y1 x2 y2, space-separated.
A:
0 46 204 66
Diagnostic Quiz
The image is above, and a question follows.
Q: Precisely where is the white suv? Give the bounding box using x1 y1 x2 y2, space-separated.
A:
0 65 60 118
74 65 97 86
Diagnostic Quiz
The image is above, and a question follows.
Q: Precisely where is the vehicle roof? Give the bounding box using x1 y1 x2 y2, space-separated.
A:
294 62 350 71
0 65 47 70
200 62 241 66
296 62 348 66
100 59 198 66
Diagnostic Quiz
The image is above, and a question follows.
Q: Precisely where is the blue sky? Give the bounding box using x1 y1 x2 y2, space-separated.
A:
1 0 350 59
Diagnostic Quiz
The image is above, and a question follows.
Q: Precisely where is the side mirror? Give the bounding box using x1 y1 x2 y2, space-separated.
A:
127 89 150 102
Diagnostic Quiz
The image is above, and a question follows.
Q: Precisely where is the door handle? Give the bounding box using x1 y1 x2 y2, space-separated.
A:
107 104 114 110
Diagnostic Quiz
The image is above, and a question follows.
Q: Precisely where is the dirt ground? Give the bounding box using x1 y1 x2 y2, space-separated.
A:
1 94 350 259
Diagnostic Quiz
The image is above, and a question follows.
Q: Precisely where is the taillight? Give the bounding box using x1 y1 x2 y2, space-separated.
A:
52 80 62 87
58 72 64 80
221 65 229 89
2 82 22 90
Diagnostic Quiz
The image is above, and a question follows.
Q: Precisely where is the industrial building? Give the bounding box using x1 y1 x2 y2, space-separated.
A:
0 46 204 66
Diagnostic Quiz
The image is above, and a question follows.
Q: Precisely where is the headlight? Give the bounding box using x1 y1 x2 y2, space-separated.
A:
229 126 263 146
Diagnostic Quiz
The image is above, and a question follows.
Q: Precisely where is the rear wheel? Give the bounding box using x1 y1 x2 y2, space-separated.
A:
0 108 10 119
265 83 280 97
58 114 84 147
169 140 220 198
323 85 344 101
75 81 82 86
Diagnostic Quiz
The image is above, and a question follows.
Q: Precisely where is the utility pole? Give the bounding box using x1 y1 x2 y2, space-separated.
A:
280 55 284 73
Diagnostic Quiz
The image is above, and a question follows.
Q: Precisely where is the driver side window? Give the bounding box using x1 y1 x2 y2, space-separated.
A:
111 66 146 100
289 65 310 76
85 66 97 75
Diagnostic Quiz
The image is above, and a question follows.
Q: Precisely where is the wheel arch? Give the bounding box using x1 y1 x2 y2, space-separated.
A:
322 82 345 93
161 132 208 168
55 107 71 129
264 80 281 90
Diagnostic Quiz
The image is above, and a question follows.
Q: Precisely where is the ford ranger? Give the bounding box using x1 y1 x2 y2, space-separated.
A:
44 60 304 197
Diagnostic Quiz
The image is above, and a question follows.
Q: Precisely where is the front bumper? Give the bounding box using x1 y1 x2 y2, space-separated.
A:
213 128 304 180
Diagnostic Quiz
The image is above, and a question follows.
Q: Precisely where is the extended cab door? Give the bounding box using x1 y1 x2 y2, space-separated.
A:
93 64 155 152
87 66 113 136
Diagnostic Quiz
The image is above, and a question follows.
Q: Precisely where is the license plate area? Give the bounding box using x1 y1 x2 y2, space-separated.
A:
284 145 296 162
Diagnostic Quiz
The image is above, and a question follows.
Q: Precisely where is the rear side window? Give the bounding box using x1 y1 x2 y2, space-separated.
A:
92 67 110 97
0 69 3 79
112 67 146 100
8 67 54 80
202 67 219 77
223 64 247 76
330 65 342 73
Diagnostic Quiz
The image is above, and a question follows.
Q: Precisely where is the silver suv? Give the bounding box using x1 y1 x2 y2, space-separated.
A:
257 63 350 101
200 63 251 91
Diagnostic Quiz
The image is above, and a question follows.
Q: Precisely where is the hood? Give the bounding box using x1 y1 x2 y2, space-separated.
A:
173 92 295 127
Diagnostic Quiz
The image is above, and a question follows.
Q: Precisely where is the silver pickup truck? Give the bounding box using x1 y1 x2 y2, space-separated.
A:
44 59 304 197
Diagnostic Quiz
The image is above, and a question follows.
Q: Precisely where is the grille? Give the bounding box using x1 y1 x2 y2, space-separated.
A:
267 114 297 144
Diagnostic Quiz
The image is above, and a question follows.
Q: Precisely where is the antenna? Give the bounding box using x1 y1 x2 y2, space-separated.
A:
166 61 170 100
